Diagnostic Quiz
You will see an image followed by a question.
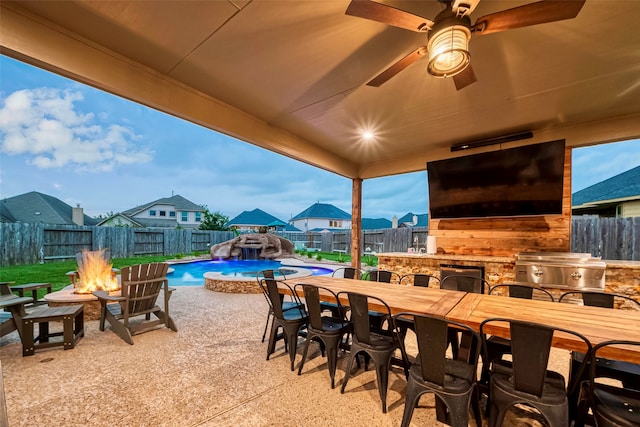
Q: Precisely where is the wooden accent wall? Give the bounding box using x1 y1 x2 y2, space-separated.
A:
427 147 572 257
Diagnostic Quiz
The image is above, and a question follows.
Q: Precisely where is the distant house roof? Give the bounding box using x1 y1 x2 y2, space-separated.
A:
229 208 292 228
97 214 180 228
362 218 392 229
122 194 203 216
283 224 302 231
0 191 99 225
308 227 341 232
133 218 180 228
572 166 640 207
397 212 429 227
267 219 301 231
96 213 144 227
0 203 16 222
291 202 351 220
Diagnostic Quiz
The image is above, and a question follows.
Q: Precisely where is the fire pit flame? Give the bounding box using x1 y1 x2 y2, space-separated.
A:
74 249 120 294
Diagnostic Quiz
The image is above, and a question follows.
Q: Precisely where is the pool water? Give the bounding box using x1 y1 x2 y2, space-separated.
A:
167 259 333 286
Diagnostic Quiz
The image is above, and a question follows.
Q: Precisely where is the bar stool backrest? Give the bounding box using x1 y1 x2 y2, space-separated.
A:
559 291 640 310
400 274 440 287
366 270 400 284
298 284 343 331
332 267 362 279
342 291 393 345
480 318 592 397
412 314 481 386
489 284 555 302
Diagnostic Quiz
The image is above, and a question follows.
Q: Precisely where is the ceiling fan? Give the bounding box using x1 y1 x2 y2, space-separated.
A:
346 0 586 89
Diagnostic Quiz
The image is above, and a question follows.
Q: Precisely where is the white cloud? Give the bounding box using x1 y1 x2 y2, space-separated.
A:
0 88 152 171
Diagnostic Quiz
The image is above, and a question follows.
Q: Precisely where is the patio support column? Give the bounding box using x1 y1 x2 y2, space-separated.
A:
350 178 362 273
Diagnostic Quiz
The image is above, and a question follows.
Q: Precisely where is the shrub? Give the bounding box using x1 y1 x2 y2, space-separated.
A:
316 254 323 261
363 255 377 266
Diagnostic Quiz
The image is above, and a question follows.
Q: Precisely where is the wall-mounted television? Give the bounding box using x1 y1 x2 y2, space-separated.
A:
427 139 565 219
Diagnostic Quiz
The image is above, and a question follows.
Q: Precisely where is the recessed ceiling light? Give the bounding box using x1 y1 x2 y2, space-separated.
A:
362 131 375 140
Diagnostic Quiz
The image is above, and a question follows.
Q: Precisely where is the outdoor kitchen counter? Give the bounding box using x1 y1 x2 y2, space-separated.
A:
605 260 640 269
601 260 640 296
378 252 639 267
377 253 640 296
376 252 517 285
377 253 515 263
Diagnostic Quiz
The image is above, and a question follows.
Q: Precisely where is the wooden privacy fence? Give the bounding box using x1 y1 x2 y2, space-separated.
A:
571 216 640 261
1 217 638 266
0 223 235 266
275 228 429 255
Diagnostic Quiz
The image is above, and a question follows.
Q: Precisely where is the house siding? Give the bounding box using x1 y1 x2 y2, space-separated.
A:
141 203 174 219
290 218 351 231
622 200 640 218
234 225 262 232
101 215 138 227
134 204 202 227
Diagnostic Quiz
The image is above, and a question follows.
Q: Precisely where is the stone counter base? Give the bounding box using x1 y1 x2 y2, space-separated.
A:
205 278 261 294
48 300 101 321
378 253 639 300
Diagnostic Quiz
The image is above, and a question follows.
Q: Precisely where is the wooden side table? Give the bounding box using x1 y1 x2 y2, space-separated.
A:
22 305 84 356
11 283 52 305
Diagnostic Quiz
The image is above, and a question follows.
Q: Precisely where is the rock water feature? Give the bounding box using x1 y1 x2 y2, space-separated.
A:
209 233 294 260
206 233 300 293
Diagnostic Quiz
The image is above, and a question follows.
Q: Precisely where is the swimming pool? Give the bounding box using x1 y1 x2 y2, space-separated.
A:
167 259 334 286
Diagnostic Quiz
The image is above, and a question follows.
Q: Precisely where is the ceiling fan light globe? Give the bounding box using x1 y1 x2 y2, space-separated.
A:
427 25 471 78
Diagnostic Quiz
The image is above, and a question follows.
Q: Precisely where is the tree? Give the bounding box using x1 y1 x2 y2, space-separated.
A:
94 210 115 220
199 207 229 230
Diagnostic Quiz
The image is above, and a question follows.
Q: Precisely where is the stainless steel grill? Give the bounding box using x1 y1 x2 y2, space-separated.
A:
515 252 606 290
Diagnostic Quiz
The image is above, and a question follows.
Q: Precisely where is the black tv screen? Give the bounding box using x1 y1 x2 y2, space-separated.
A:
427 140 565 219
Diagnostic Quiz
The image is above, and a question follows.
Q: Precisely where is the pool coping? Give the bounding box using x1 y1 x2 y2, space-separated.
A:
167 257 339 293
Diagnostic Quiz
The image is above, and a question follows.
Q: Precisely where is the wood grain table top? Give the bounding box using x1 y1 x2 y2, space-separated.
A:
283 276 640 363
290 275 467 318
446 293 640 363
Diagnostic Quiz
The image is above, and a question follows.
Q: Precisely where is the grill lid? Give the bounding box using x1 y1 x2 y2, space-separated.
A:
515 252 606 290
516 252 604 265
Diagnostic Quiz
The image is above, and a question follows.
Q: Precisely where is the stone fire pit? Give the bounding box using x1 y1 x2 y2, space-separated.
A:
44 285 106 320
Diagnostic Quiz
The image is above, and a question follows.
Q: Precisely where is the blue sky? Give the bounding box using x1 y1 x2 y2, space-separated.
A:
1 55 639 221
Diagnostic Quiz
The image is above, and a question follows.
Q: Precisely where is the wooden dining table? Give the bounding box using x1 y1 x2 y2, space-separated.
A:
447 292 640 364
291 275 467 317
291 276 640 364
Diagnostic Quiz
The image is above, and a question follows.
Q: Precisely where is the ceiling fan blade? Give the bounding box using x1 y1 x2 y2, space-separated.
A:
472 0 586 36
453 65 477 90
367 47 427 87
346 0 433 32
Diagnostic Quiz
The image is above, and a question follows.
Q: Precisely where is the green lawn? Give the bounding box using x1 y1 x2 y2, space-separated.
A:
0 252 377 300
0 255 174 299
295 250 378 267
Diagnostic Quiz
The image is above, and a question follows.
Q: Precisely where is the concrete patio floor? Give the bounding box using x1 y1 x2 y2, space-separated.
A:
1 286 572 426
